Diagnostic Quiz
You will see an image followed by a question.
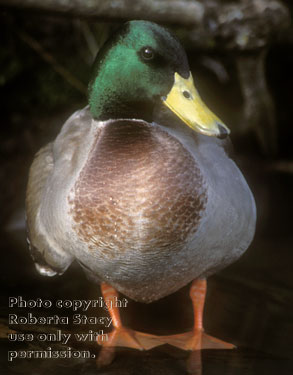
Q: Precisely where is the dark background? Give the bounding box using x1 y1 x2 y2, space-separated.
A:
0 1 293 374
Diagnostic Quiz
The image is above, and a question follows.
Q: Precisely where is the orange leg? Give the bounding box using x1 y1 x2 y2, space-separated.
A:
96 282 167 366
97 283 143 349
161 279 235 350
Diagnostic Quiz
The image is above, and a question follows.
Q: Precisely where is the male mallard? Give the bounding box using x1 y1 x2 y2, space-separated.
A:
26 20 256 364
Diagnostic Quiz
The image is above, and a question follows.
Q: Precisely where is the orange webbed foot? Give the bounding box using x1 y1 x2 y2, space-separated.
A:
97 325 167 350
158 330 235 350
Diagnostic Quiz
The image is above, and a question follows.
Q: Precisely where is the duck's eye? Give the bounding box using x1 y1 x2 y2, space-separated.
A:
141 47 154 60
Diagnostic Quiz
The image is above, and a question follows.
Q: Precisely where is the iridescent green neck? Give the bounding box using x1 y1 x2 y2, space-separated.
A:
88 40 160 121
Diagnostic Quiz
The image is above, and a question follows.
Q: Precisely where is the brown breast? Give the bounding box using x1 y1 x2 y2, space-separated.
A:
69 120 207 258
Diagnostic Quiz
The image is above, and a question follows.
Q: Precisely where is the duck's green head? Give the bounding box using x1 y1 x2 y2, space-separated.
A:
89 20 229 138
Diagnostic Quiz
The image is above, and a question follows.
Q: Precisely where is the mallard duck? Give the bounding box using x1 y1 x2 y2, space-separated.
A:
26 20 256 364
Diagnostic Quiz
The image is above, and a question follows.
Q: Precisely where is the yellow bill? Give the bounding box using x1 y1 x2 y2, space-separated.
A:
162 72 230 138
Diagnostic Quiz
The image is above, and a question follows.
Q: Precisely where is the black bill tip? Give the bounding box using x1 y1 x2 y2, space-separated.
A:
217 123 229 139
